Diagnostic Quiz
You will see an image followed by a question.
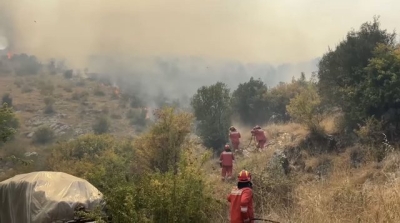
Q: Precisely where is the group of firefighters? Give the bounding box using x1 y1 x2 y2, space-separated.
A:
222 126 268 223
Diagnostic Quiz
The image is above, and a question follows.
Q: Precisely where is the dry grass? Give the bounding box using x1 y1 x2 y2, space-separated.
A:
209 121 400 223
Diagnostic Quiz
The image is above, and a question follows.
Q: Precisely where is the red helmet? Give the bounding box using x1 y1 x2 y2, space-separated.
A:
238 170 251 182
224 144 230 150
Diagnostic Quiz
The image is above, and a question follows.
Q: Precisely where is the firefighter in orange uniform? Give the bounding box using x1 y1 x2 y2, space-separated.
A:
251 125 268 151
220 144 235 181
227 170 254 223
229 126 241 152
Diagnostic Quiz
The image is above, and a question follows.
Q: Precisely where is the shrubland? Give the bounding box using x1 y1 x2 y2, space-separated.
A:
1 16 400 223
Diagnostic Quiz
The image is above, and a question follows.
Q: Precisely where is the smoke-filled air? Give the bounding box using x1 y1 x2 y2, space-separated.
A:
2 0 400 223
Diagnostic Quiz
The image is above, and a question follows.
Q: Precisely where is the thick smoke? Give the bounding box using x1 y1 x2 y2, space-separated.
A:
1 0 333 106
88 55 318 107
0 1 13 52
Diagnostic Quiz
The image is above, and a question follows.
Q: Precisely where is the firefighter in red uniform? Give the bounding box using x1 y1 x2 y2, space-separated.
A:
220 144 235 181
229 126 241 152
251 125 268 151
227 170 254 223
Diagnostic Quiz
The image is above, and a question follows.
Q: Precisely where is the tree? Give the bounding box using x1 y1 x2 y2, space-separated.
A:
317 16 397 126
358 43 400 136
286 82 324 133
231 77 268 126
0 103 19 143
264 76 308 122
134 107 193 174
191 82 232 151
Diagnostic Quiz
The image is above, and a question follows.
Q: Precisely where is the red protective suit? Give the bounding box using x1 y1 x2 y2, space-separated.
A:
227 187 254 223
220 150 235 180
251 128 267 149
229 130 241 151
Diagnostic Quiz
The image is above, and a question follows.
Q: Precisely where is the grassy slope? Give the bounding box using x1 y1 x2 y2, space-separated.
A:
207 119 400 222
2 73 400 222
0 73 137 179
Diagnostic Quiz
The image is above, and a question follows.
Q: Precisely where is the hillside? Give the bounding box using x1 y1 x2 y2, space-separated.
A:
2 17 400 223
0 73 142 179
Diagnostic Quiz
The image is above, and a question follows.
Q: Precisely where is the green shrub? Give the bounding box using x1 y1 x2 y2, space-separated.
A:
33 126 55 144
127 108 147 127
92 116 110 134
2 93 12 107
44 96 56 114
286 83 324 134
63 70 73 79
0 103 19 143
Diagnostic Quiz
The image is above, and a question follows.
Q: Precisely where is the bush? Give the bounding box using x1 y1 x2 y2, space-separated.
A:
93 86 105 96
14 78 24 88
43 97 56 114
21 85 33 93
45 107 224 223
63 69 73 79
2 93 12 107
92 116 110 134
72 91 89 101
62 83 73 92
0 103 19 143
33 126 55 144
37 80 55 96
126 109 147 127
286 83 324 134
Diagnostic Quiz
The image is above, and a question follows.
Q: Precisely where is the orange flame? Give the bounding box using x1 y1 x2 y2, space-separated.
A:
7 51 13 60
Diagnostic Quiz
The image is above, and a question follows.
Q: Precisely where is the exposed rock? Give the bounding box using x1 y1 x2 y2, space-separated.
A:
27 132 34 138
24 152 38 157
268 149 290 176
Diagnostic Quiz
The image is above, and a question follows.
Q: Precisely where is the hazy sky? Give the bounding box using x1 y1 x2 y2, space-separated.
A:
1 0 399 67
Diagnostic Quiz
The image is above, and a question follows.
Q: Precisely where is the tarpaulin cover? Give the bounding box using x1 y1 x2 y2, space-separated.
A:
0 171 103 223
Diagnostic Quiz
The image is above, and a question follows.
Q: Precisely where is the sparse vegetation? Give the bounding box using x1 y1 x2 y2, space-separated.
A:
92 115 110 134
93 87 105 97
33 126 55 144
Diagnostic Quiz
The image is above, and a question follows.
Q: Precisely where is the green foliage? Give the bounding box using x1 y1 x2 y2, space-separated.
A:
2 93 12 107
33 126 55 144
231 77 268 125
318 16 397 128
264 77 308 123
0 103 19 143
134 107 193 173
191 82 232 150
286 82 324 133
92 116 110 134
47 108 222 223
127 108 148 127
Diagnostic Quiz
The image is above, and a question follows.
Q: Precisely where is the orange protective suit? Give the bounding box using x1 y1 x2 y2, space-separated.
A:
229 130 241 152
220 146 235 180
227 170 254 223
251 126 267 149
